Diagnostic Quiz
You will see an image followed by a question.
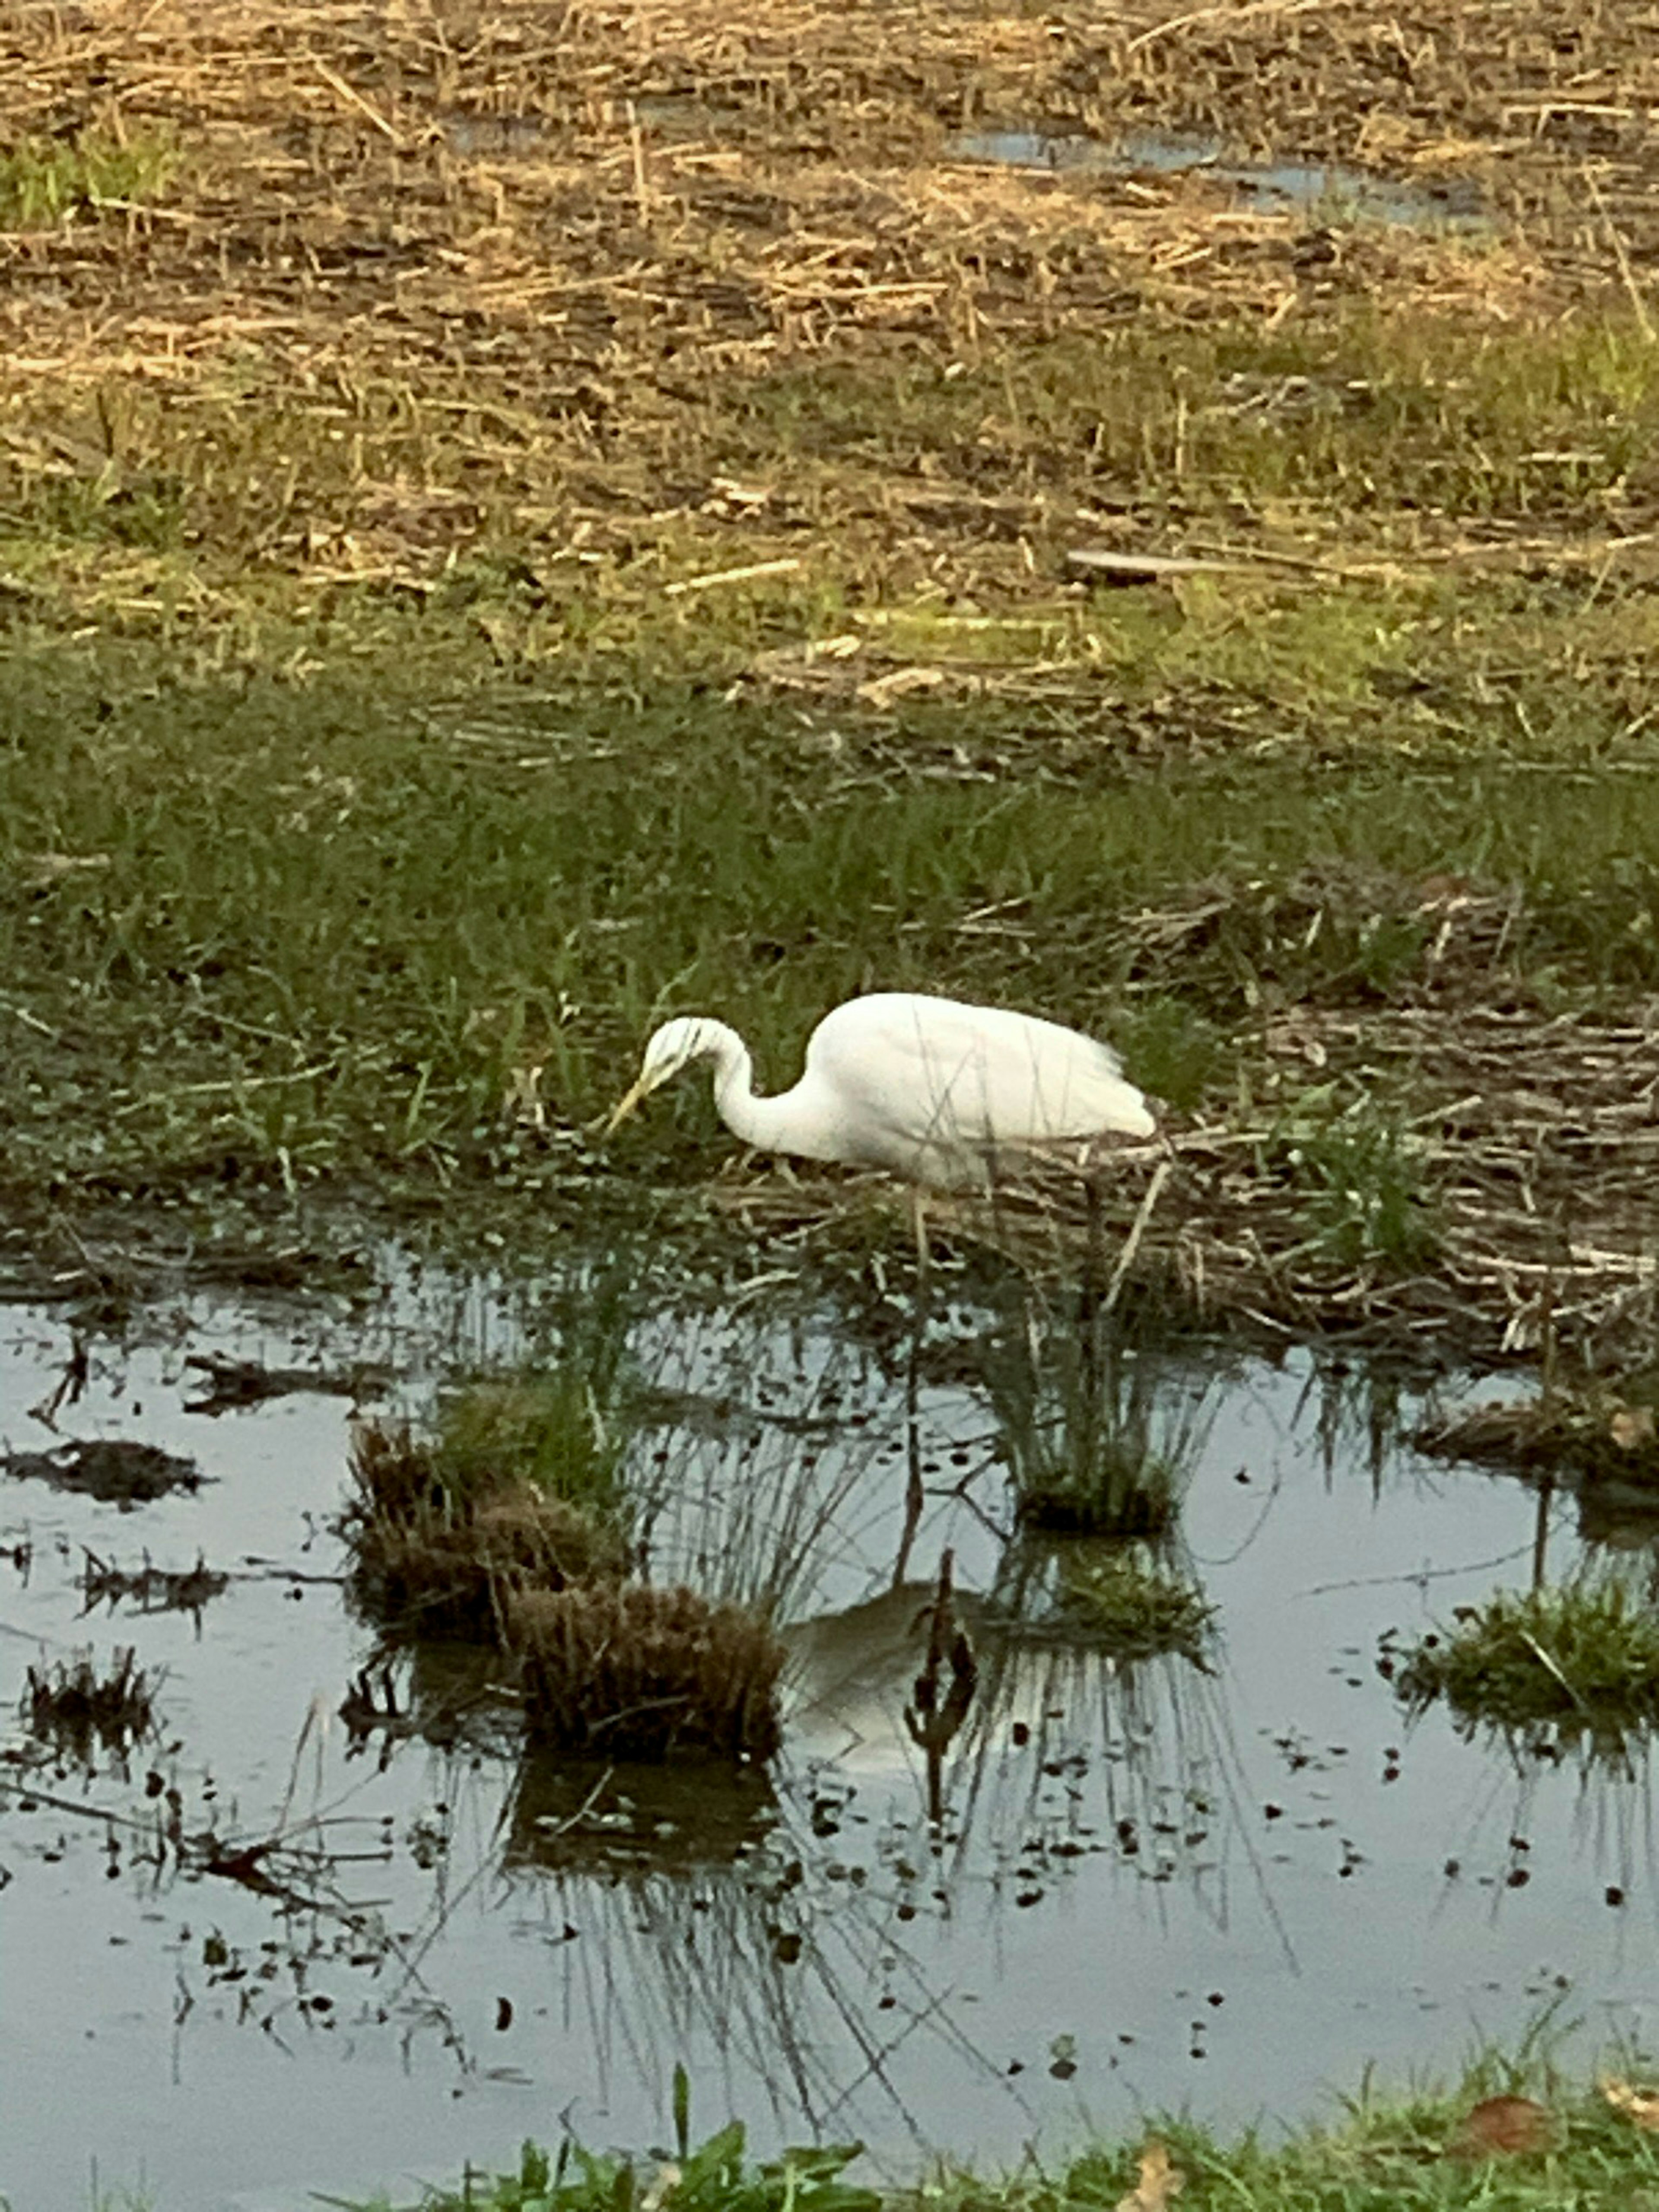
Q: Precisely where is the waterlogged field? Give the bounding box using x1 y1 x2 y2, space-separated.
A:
1 1256 1656 2212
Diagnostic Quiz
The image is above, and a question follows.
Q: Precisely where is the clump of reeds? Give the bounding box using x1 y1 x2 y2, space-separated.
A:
23 1646 158 1767
1389 1578 1659 1746
508 1582 784 1762
342 1417 629 1639
1052 1550 1216 1665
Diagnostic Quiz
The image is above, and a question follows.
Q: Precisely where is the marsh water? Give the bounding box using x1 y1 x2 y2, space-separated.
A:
0 1250 1653 2212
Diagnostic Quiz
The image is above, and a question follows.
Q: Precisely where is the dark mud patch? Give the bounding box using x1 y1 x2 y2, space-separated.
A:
3 1437 202 1506
182 1351 393 1416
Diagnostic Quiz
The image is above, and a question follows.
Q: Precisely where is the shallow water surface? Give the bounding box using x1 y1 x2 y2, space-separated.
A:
947 127 1486 229
0 1267 1649 2212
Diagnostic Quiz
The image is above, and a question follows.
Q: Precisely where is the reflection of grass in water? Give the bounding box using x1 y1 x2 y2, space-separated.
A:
23 1646 159 1771
490 1789 1016 2153
988 1309 1217 1539
1392 1574 1659 1754
504 1753 776 1876
947 1629 1249 1923
1050 1549 1216 1665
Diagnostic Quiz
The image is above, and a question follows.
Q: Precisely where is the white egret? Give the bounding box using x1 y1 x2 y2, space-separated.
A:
604 991 1155 1189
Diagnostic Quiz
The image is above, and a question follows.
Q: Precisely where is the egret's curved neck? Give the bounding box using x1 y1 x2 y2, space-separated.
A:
702 1024 807 1154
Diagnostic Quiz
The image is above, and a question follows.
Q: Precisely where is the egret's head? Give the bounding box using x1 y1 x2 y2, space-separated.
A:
604 1017 725 1135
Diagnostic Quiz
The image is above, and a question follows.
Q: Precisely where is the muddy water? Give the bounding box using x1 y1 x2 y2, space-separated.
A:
0 1268 1651 2212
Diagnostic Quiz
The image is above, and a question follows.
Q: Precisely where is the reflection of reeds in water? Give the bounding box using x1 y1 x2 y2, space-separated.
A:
984 1299 1219 1539
495 1764 1017 2153
505 1752 776 1875
622 1308 911 1622
947 1615 1289 1957
23 1645 159 1772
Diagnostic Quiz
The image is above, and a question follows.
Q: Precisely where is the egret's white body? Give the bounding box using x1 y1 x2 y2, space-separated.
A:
606 992 1155 1189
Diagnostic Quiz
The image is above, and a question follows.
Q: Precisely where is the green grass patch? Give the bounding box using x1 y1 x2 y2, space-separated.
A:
348 2056 1659 2211
0 648 1657 1222
351 2066 874 2212
737 310 1659 524
1277 1092 1440 1271
1049 1548 1216 1663
0 125 178 226
1390 1577 1659 1747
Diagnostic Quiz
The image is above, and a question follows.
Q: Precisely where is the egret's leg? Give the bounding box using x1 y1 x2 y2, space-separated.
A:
893 1184 931 1589
1078 1178 1105 1434
893 1343 924 1589
910 1185 931 1300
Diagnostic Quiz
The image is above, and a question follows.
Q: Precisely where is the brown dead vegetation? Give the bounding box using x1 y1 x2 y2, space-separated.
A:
343 1418 786 1761
1416 1390 1659 1485
2 0 1656 637
343 1417 629 1637
509 1579 785 1761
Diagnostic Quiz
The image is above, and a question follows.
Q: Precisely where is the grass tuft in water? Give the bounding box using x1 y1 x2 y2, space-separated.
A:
1050 1549 1217 1665
433 1372 630 1527
507 1581 785 1762
1389 1576 1659 1745
342 1419 629 1640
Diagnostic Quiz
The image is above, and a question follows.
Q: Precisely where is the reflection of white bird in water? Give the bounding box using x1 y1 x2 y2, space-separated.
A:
604 991 1155 1190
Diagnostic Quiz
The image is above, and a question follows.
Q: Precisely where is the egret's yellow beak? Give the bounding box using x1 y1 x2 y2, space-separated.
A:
603 1076 653 1137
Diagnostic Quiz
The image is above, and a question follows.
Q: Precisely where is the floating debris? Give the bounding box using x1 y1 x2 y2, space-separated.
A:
2 1437 202 1507
509 1581 784 1762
